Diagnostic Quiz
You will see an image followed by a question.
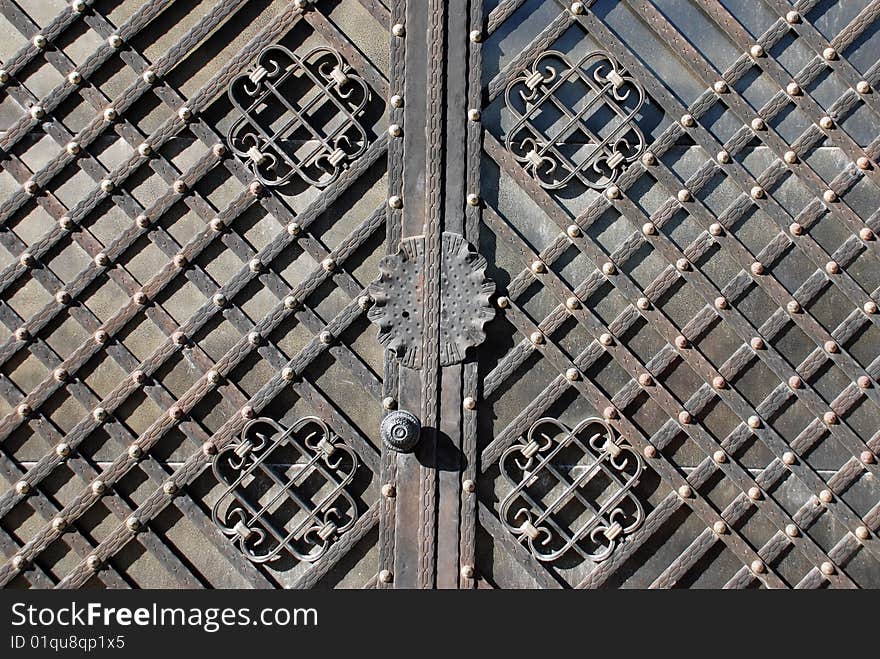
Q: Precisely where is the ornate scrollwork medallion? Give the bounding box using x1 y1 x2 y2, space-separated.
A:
499 417 645 562
227 45 370 189
505 50 646 191
367 232 495 368
211 417 359 564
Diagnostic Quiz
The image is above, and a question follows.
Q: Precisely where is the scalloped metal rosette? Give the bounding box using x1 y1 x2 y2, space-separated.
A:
367 232 495 368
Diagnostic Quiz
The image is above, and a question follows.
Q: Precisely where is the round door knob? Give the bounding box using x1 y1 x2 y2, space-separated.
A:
381 410 421 453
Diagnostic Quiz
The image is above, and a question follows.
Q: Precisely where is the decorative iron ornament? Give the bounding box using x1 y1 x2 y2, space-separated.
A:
211 417 359 564
505 50 646 191
227 45 370 188
499 417 645 562
368 232 495 368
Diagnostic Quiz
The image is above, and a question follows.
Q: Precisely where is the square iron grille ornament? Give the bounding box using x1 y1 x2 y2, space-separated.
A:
499 418 645 563
211 417 360 564
227 45 370 188
505 50 647 191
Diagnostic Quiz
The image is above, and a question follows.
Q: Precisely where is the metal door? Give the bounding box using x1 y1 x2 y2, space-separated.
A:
1 0 879 589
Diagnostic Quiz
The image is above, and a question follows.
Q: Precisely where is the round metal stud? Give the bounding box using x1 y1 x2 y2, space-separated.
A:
675 335 689 349
248 332 261 346
750 337 765 350
530 331 544 345
859 226 874 242
206 369 221 385
172 330 186 346
381 483 396 498
33 34 47 49
789 375 803 389
751 262 765 275
676 258 690 272
15 327 30 342
392 24 406 38
825 261 840 275
642 151 656 166
126 517 141 532
713 80 728 94
382 396 396 411
857 375 872 388
642 222 656 236
644 445 657 459
128 443 143 460
680 113 695 128
786 82 801 96
143 70 157 84
601 262 616 276
599 332 613 346
637 297 651 310
715 296 728 310
173 254 187 269
68 70 82 85
30 105 45 120
790 222 804 236
864 300 878 314
678 410 692 425
54 367 69 382
100 179 114 193
108 34 123 49
463 479 476 493
178 106 192 121
284 296 299 311
751 185 764 199
321 257 336 272
91 480 106 495
319 330 333 345
638 373 653 386
823 47 837 61
279 367 294 382
787 300 801 314
712 376 726 389
358 295 372 310
86 555 101 571
786 523 799 537
164 481 178 496
496 296 509 309
709 222 723 236
677 189 691 203
748 487 762 500
713 450 727 463
819 489 833 504
53 516 67 531
388 123 402 138
249 181 263 196
390 94 403 108
677 484 693 498
748 415 761 429
467 108 481 122
388 195 403 209
241 406 254 420
784 150 798 164
565 296 580 311
570 1 586 14
467 193 480 207
56 442 71 458
860 450 874 464
855 526 870 540
212 293 227 308
131 370 147 385
136 214 150 229
379 569 393 583
0 69 8 84
605 185 621 200
782 451 796 465
749 44 764 58
819 116 834 130
823 190 838 206
823 411 838 425
713 520 727 534
93 407 107 423
249 258 263 273
94 329 109 345
824 340 839 354
820 561 835 576
856 80 870 94
603 406 618 420
566 224 581 238
469 30 482 43
750 559 765 574
565 368 580 382
212 144 226 158
287 221 302 236
463 396 477 410
173 180 187 194
103 107 117 122
786 11 800 23
751 117 766 131
15 480 30 495
137 142 152 157
717 150 731 164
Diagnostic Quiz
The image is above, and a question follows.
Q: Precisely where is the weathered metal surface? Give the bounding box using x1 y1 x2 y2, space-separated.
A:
368 232 495 367
0 0 878 590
